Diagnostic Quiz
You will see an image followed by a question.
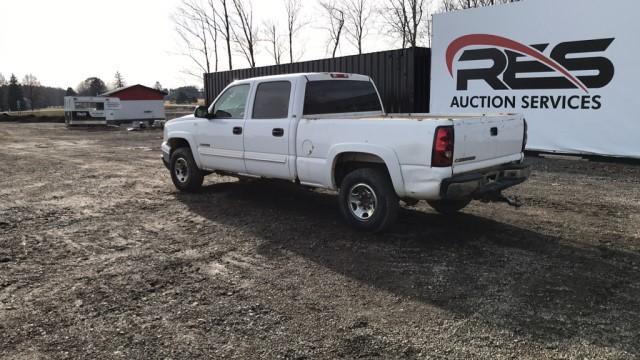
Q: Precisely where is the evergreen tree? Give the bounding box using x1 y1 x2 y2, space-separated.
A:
7 74 23 111
0 73 6 111
114 71 125 89
176 91 190 104
65 87 77 96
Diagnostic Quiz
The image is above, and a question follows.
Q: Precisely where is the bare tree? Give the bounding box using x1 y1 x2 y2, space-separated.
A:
442 0 519 11
407 0 426 47
382 0 428 48
174 0 217 78
263 20 285 65
284 0 304 63
319 1 345 58
0 73 6 86
381 0 409 48
22 74 40 110
231 0 258 68
217 0 234 70
344 0 372 55
441 0 458 11
210 0 234 70
204 0 219 72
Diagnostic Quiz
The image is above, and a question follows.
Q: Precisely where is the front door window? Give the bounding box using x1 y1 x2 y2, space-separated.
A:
210 84 250 119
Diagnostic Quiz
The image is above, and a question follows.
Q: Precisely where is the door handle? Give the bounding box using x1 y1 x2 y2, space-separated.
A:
272 128 284 137
233 126 243 135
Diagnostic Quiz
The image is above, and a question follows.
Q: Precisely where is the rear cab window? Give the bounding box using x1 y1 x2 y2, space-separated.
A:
303 80 382 115
252 81 292 119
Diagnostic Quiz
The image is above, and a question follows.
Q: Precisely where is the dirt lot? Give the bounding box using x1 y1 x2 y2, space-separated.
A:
1 122 639 359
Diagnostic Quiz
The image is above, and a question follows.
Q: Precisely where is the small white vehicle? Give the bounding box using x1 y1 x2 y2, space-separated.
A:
162 73 530 232
64 96 121 126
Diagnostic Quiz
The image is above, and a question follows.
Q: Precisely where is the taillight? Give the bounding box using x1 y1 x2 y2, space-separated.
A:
432 126 454 167
329 73 349 79
522 118 528 152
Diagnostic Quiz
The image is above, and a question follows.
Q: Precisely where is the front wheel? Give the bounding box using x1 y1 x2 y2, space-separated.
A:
170 147 204 192
427 199 471 215
338 168 399 233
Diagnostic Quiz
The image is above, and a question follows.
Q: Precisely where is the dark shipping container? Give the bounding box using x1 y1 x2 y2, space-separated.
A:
204 47 431 114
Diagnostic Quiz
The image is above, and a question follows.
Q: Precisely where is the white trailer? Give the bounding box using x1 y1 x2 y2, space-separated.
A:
63 97 121 126
111 100 165 126
101 84 167 127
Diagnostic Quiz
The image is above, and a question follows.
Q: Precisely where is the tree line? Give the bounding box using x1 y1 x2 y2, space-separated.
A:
0 70 173 112
174 0 520 75
0 73 67 112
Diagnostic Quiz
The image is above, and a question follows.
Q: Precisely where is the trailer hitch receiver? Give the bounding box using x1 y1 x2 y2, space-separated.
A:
478 192 522 209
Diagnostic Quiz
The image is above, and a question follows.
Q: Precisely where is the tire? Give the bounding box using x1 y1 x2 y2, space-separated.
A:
170 147 204 192
338 167 399 232
427 199 471 215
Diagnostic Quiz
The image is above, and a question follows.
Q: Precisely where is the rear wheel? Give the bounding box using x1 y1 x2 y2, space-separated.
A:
427 199 471 215
338 168 399 232
170 147 204 192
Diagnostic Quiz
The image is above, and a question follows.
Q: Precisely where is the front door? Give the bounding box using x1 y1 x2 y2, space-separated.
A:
196 84 250 173
243 80 294 179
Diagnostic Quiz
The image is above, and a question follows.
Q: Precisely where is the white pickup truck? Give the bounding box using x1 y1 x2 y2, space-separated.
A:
162 73 530 232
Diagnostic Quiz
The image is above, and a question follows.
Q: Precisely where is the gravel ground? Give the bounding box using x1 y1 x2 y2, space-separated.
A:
1 122 639 359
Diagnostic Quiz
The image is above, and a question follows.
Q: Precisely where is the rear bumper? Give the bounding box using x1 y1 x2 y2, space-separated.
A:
441 163 531 200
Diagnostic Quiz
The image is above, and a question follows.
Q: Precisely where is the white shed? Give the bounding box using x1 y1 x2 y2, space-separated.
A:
101 84 166 126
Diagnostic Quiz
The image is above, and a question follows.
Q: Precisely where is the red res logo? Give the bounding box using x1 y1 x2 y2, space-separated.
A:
446 34 615 93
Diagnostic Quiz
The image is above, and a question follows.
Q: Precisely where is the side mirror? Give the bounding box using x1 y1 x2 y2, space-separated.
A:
194 106 209 119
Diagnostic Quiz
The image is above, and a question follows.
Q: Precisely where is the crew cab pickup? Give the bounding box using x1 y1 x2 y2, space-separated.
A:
162 73 530 232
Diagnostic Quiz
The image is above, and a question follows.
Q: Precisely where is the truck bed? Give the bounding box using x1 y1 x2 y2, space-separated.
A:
298 113 526 177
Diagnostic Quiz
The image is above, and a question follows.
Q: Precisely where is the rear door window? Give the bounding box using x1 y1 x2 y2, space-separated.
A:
252 81 291 119
303 80 382 115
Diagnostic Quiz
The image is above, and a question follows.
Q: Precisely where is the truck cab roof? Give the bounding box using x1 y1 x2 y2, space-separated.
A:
229 72 373 85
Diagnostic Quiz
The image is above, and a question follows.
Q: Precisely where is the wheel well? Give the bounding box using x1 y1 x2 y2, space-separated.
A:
333 152 390 188
167 138 191 154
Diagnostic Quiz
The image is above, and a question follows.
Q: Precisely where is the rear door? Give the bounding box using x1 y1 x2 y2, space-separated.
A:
243 80 295 179
452 115 524 174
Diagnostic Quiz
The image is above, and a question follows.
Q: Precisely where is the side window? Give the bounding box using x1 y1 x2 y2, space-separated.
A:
210 84 250 119
252 81 292 119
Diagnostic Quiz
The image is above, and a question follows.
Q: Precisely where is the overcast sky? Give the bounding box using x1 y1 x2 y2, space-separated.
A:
0 0 446 90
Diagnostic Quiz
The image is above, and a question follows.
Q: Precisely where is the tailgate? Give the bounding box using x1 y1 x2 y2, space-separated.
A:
452 115 524 174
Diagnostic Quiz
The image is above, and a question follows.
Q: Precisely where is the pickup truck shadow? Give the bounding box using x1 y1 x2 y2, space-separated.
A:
176 180 640 354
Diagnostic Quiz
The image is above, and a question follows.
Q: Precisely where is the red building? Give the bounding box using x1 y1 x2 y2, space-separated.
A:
101 85 167 125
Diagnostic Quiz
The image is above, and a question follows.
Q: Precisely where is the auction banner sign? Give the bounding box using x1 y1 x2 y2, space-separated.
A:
430 0 640 158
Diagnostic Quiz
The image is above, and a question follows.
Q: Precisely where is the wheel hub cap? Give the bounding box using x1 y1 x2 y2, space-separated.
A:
175 158 189 183
348 183 378 221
